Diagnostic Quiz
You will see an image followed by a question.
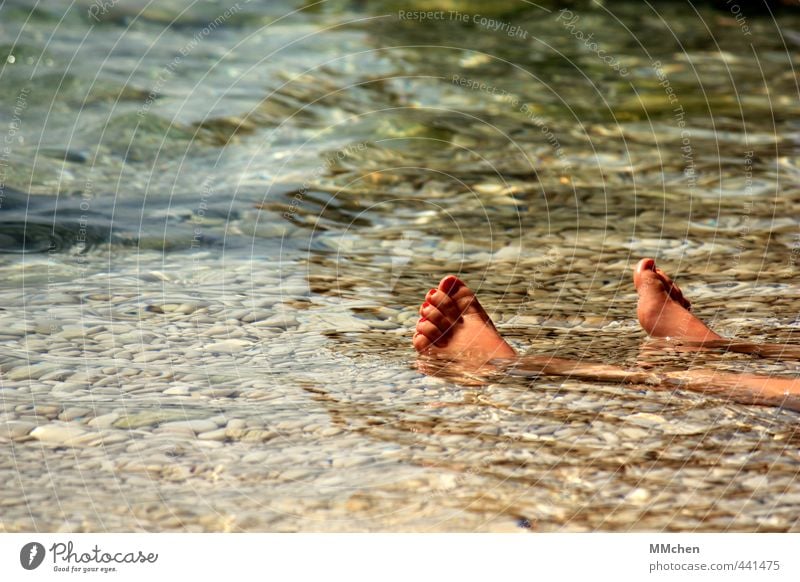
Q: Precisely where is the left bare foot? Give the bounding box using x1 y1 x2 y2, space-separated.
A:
412 275 516 364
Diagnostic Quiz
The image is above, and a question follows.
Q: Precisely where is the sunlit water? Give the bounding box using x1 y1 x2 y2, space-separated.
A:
1 0 800 532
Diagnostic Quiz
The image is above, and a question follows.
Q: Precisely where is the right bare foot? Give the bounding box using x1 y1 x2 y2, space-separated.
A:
634 258 723 342
412 275 516 364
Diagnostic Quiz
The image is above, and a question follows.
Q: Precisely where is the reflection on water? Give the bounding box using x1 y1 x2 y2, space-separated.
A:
1 0 800 532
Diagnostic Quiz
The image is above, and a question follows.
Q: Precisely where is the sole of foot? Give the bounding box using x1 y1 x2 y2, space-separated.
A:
412 275 516 364
634 258 722 342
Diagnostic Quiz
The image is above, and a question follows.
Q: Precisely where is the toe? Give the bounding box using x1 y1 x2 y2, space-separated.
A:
654 267 692 310
420 302 456 334
427 288 463 321
634 258 664 292
416 317 447 345
634 258 656 289
439 275 464 296
636 258 656 275
413 331 432 353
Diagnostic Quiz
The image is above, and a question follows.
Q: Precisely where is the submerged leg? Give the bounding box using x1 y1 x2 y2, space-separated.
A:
412 273 800 409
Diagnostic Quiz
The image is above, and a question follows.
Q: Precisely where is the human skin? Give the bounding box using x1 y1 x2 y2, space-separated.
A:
635 257 800 358
412 266 800 409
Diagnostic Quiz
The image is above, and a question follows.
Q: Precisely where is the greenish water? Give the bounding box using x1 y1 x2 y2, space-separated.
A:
1 0 800 532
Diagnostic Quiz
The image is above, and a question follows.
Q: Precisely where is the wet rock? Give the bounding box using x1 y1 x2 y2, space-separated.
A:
205 339 252 353
30 424 88 444
1 420 36 439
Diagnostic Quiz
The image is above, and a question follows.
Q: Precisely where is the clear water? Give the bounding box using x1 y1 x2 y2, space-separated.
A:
1 0 800 532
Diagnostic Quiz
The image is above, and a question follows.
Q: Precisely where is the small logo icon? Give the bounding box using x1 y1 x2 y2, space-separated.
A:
20 542 45 570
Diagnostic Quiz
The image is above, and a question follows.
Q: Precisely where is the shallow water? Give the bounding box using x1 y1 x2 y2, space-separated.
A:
1 0 800 532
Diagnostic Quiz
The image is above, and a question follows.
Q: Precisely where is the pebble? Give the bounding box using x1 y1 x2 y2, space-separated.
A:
240 310 273 323
624 488 651 503
331 455 371 469
620 427 650 440
39 369 74 382
252 314 297 328
198 429 228 441
160 419 218 434
205 339 252 353
281 469 312 481
320 427 344 437
30 424 88 444
113 411 187 429
625 413 667 428
1 420 36 439
7 364 61 381
59 407 92 422
242 452 269 463
132 351 171 363
88 413 120 429
60 326 86 340
305 314 371 332
202 325 245 338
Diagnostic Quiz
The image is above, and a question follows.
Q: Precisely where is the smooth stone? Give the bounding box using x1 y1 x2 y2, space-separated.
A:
252 314 297 328
620 427 650 440
176 303 204 315
331 456 371 469
197 428 227 441
59 407 92 422
39 369 73 382
1 420 36 438
201 325 245 338
625 413 667 428
205 339 252 353
52 382 88 393
31 424 87 444
160 419 218 434
240 310 273 323
113 411 187 429
72 430 120 446
132 352 171 363
32 405 62 418
60 326 86 340
320 427 344 437
154 426 195 437
281 469 312 481
8 364 61 381
240 429 278 442
242 452 270 463
625 488 651 503
88 413 120 429
305 314 370 332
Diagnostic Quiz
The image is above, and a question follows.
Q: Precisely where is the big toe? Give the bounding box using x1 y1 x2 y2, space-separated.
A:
438 275 465 296
634 258 658 291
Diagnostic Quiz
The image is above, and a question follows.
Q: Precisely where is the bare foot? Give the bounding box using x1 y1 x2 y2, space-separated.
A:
634 258 723 342
412 275 516 364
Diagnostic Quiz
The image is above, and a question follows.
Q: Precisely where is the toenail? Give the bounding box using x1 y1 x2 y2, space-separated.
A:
427 289 437 297
422 301 430 309
638 258 656 272
441 276 462 295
